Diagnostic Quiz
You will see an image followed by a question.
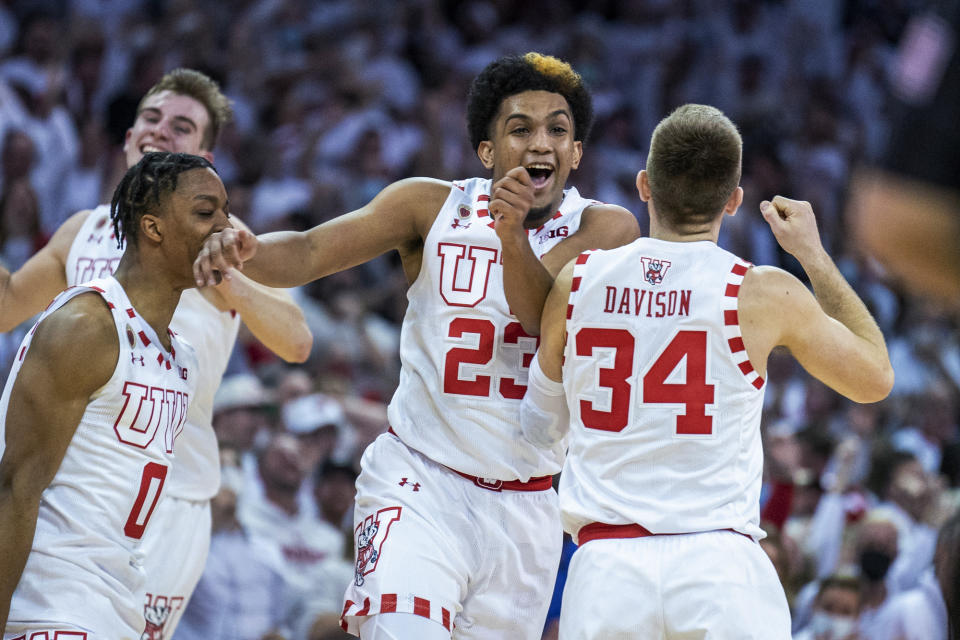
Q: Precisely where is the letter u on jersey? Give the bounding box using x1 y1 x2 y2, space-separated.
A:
437 242 498 307
113 381 188 453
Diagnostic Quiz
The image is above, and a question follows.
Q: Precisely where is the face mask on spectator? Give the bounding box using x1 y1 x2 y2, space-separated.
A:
859 548 893 582
809 611 858 639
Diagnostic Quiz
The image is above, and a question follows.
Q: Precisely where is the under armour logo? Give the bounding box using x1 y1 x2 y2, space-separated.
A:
398 477 421 492
131 354 145 366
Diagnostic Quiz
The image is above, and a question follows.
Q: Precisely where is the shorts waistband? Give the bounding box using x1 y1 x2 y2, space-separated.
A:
387 427 553 493
578 522 749 545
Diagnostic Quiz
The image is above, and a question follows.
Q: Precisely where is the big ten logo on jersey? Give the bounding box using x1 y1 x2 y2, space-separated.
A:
354 506 402 587
436 242 539 400
536 226 568 245
114 382 188 454
140 594 183 640
74 256 120 285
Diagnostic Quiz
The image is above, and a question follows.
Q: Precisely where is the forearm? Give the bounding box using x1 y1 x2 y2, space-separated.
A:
0 487 41 628
215 275 312 363
500 238 553 335
800 250 887 355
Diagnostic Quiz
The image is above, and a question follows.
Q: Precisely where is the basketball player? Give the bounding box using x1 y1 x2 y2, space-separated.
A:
521 104 894 639
0 69 311 638
193 53 640 639
0 152 227 638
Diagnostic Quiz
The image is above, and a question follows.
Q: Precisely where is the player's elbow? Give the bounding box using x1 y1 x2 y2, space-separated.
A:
281 330 313 363
850 362 895 404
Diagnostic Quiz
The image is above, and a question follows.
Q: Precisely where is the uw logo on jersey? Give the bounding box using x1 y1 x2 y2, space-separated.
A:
354 506 402 586
141 601 171 640
640 256 672 285
114 381 189 453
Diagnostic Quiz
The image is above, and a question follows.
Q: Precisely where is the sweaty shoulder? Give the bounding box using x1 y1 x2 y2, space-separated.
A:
378 177 454 239
29 291 119 395
579 203 640 244
48 209 95 261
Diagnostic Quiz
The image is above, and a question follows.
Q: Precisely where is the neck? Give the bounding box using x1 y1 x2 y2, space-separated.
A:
648 216 722 243
523 199 562 230
113 253 185 351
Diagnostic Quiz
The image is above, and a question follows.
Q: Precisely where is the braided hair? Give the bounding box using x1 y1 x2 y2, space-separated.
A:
466 52 593 150
110 152 216 249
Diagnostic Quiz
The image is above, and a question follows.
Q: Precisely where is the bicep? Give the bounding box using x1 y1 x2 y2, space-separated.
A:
540 205 638 277
1 297 117 493
302 178 448 278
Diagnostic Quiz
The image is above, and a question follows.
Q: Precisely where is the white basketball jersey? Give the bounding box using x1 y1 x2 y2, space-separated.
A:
560 238 766 541
0 277 197 632
388 178 596 481
66 205 240 500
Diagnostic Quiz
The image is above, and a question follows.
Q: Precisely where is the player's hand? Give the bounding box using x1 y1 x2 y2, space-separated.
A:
490 166 535 243
760 196 825 264
193 227 258 287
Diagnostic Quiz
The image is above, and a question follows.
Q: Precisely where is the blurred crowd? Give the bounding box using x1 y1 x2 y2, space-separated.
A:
0 0 957 639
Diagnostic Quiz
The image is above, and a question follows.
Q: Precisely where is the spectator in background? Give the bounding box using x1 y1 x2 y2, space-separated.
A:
793 574 864 640
174 478 292 640
0 128 40 269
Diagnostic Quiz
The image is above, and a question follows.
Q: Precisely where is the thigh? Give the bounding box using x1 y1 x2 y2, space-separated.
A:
662 531 791 640
456 489 562 640
342 435 468 636
138 497 211 639
558 539 664 640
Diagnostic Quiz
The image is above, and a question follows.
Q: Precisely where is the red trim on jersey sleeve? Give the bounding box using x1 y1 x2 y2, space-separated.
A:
731 263 749 276
724 310 738 325
575 252 591 265
442 607 452 630
413 597 430 619
126 308 136 318
728 337 745 353
571 276 582 292
138 331 150 346
477 208 489 217
566 304 574 320
725 283 740 297
477 194 490 202
380 593 397 613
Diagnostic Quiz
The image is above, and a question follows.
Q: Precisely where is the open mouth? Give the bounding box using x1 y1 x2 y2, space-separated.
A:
526 164 554 189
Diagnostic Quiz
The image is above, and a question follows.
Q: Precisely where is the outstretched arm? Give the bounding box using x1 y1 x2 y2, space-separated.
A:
198 216 312 363
0 293 116 627
740 196 893 403
194 178 450 288
0 210 89 332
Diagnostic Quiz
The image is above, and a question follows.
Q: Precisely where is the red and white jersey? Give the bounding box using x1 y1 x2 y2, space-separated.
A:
66 205 240 500
0 277 197 633
560 238 766 541
388 177 597 480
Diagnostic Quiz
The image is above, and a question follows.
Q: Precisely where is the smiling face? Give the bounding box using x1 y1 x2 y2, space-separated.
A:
477 90 582 225
123 90 213 168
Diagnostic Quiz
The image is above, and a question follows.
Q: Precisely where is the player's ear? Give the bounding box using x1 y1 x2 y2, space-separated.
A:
636 170 652 202
570 141 582 170
140 214 163 244
199 149 214 163
724 186 744 217
477 141 495 170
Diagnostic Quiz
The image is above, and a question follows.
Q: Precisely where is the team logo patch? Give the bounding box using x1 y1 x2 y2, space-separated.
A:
126 324 136 349
141 601 171 640
452 205 472 229
640 256 672 285
354 506 402 586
